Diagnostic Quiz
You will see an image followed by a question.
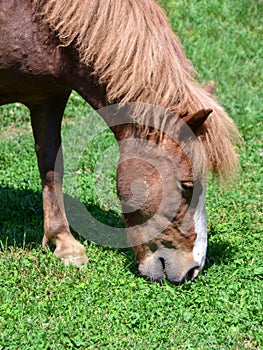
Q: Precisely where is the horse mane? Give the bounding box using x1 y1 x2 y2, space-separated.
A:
40 0 240 179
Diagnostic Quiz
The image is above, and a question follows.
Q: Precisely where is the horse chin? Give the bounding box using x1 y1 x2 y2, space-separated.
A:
138 248 200 284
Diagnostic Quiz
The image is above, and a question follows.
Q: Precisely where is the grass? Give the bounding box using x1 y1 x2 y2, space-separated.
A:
0 0 262 349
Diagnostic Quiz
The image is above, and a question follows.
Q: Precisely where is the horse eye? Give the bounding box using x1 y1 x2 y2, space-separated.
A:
181 181 194 190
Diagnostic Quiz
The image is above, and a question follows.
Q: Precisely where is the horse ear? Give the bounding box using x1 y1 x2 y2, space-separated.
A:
182 108 213 132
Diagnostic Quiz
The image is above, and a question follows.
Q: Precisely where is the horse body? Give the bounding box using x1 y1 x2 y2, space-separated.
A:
1 2 103 107
0 1 62 104
0 0 239 283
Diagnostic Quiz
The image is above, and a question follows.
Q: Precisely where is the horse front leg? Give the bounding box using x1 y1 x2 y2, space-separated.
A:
29 93 88 267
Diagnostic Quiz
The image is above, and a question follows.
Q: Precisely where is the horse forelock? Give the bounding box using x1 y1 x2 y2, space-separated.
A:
39 0 240 180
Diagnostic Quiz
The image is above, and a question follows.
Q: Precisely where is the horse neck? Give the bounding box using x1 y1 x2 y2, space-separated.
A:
65 52 107 110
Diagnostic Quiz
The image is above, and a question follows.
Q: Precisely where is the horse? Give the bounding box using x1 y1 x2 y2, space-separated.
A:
0 0 240 283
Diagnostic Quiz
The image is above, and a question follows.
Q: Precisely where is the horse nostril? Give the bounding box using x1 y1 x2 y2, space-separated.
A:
186 266 199 281
159 257 165 270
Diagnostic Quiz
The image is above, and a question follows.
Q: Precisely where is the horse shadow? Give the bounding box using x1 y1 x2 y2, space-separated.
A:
0 185 238 277
0 185 130 255
0 186 44 248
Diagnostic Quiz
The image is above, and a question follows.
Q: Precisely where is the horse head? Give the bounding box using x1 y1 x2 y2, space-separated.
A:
116 108 213 283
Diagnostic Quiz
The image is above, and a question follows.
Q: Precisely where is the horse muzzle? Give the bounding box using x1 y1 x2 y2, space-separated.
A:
138 247 201 284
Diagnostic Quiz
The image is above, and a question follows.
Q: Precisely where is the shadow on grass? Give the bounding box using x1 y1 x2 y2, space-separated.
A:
0 186 238 278
0 186 43 248
0 186 122 245
202 227 239 275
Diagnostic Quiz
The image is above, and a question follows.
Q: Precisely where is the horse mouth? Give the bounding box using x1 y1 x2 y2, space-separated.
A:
138 254 200 284
164 263 200 284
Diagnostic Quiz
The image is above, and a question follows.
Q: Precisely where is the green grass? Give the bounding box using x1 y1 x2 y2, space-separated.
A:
0 0 262 349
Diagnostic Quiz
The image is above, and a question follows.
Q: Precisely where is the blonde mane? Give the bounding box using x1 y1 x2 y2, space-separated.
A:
40 0 240 179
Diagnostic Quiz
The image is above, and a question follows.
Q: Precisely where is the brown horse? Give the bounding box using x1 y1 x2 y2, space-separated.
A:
0 0 239 283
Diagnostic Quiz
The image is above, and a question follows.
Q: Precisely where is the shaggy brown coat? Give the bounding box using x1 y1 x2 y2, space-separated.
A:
38 0 240 178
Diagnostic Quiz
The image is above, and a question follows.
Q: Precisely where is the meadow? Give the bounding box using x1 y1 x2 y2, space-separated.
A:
0 0 262 349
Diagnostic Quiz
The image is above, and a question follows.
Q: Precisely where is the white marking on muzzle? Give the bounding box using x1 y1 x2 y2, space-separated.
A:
193 180 208 270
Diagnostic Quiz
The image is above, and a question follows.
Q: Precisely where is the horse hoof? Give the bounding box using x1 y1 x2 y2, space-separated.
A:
54 242 89 268
60 254 89 268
